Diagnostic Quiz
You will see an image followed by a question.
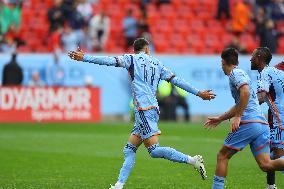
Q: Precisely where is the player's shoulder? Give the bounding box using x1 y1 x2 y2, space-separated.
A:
230 68 248 79
261 66 276 77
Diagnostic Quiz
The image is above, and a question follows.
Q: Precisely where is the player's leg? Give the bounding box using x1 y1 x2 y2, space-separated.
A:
111 134 142 189
143 134 207 179
254 153 284 172
267 148 276 189
267 110 277 189
251 127 284 173
212 123 256 189
212 145 237 189
138 108 207 179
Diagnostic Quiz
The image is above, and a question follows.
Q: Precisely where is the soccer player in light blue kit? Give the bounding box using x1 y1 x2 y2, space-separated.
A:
68 38 216 189
204 48 284 189
250 47 284 189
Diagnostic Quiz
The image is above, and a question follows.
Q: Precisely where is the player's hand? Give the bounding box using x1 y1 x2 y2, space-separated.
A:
68 47 84 61
204 116 222 130
197 90 216 100
230 116 241 133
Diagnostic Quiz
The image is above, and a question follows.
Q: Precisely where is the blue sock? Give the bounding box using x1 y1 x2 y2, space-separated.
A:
147 143 189 163
212 175 225 189
117 143 137 184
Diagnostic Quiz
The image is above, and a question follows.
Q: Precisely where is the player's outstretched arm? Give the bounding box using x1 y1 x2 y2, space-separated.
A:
68 48 84 61
197 90 216 100
204 105 237 130
170 76 216 100
68 48 128 67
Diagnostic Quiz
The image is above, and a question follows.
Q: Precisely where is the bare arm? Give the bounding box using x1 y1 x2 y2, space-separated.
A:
204 85 250 132
257 91 266 104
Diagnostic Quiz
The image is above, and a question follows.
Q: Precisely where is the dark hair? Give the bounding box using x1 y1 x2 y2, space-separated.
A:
221 48 239 65
256 47 272 65
133 38 149 52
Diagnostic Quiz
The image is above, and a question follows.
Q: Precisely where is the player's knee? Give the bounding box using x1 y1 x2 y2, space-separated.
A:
123 143 137 156
217 151 228 162
258 161 272 172
147 143 162 158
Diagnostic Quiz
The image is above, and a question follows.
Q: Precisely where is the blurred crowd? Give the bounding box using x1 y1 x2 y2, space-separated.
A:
219 0 284 54
0 0 284 54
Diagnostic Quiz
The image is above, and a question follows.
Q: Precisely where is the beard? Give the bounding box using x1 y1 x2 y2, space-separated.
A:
251 63 258 70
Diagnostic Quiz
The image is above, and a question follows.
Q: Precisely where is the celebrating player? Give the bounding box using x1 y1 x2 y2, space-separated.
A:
68 38 216 189
251 47 284 189
204 48 284 189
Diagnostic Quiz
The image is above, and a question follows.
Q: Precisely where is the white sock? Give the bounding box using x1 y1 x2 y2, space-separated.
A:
187 155 195 165
267 184 277 189
115 182 124 187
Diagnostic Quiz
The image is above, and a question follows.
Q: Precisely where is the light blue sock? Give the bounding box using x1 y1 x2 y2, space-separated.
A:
117 143 137 184
147 143 189 163
212 175 225 189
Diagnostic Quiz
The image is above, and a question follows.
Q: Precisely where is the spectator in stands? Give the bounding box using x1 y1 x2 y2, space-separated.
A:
137 15 149 36
231 0 251 36
156 0 171 8
66 1 85 30
226 36 247 54
259 19 283 53
46 52 65 86
141 32 154 53
123 9 138 49
0 0 22 35
61 23 80 52
48 26 63 52
28 71 45 87
216 0 230 19
88 11 110 51
268 0 284 21
0 36 16 53
2 52 23 86
254 6 269 36
77 0 93 24
255 0 271 8
48 0 66 32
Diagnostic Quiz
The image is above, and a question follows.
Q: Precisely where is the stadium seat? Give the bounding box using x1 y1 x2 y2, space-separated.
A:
16 0 281 54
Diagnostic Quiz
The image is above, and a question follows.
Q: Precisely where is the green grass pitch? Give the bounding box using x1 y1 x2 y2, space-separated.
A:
0 122 283 189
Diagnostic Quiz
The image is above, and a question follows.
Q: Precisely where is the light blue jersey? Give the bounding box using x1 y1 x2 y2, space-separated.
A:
257 66 284 130
229 67 266 122
83 52 200 110
257 66 284 148
223 68 269 156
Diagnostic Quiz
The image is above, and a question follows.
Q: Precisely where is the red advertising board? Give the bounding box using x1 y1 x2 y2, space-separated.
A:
0 87 101 122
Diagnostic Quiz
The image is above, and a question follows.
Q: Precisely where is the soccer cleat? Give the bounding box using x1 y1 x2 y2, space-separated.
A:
109 184 123 189
192 155 207 180
267 184 277 189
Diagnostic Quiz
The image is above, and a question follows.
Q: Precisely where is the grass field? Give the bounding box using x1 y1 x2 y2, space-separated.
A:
0 122 283 189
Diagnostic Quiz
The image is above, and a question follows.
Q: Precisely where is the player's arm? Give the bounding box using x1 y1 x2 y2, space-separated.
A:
204 105 237 130
230 84 250 132
169 76 216 100
256 72 270 104
68 48 130 68
204 85 250 131
257 91 266 104
160 66 216 100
